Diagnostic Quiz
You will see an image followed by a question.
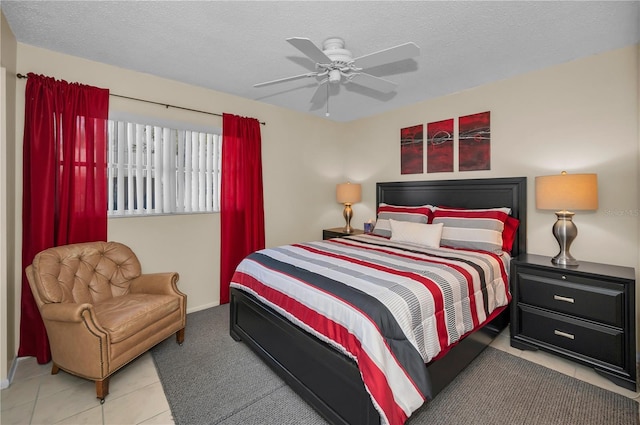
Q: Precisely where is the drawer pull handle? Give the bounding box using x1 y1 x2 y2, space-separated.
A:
554 330 575 340
553 295 575 303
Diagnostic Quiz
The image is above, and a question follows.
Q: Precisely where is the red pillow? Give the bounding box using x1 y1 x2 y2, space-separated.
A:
502 216 520 253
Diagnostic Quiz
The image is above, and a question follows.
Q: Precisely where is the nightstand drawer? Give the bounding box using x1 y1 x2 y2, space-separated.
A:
517 271 624 327
519 306 624 367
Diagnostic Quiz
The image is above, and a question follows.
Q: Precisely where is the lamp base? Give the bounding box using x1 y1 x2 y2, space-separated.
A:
551 211 579 267
342 203 354 233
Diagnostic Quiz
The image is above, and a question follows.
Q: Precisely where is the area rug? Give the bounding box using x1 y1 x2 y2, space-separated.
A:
151 304 639 425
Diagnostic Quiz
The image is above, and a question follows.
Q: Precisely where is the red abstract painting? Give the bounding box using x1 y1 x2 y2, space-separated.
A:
459 111 490 171
400 124 423 174
427 118 453 173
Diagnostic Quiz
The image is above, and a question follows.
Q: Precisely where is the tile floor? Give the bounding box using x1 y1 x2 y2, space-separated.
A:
1 328 639 424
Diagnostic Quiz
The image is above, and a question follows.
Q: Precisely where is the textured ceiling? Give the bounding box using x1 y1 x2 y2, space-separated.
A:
2 1 639 122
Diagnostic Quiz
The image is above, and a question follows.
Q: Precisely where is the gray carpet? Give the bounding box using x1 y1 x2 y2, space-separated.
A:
151 304 639 425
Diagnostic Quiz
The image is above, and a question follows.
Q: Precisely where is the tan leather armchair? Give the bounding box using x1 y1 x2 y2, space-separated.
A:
25 241 187 402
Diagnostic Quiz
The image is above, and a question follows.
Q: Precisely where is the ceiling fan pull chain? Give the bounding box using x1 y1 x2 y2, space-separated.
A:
325 83 330 117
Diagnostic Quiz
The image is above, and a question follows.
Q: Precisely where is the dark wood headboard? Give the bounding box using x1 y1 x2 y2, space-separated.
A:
377 177 527 257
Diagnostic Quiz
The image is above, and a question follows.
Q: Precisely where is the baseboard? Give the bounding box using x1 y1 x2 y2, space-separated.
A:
187 301 219 314
0 356 19 389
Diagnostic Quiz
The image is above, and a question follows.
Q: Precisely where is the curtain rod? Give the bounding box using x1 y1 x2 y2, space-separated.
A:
17 73 266 126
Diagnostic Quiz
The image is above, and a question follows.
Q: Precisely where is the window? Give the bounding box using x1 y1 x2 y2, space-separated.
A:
107 119 221 216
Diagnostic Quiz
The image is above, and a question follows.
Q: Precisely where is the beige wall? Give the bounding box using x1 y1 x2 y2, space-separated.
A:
1 10 18 388
3 30 639 384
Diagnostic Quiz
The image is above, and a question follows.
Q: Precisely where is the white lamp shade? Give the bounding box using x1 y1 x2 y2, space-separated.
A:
336 182 362 204
535 172 598 211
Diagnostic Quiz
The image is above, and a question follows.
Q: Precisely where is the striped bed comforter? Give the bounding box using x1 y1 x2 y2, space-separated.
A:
230 234 511 425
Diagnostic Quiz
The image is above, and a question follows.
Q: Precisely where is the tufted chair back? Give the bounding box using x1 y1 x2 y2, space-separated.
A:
31 241 142 305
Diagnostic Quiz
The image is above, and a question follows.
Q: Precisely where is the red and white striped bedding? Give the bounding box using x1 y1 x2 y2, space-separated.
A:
230 234 511 425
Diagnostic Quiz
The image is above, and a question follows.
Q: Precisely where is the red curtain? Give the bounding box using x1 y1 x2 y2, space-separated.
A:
220 113 265 304
19 73 109 363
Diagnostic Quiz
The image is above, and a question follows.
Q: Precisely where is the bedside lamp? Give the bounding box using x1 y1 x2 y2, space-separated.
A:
535 171 598 266
336 182 362 233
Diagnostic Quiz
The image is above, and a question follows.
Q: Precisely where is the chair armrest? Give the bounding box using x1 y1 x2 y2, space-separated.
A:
129 272 182 296
40 302 95 323
39 302 109 379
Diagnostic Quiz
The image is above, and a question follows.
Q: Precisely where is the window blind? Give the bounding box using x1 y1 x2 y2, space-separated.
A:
107 120 221 216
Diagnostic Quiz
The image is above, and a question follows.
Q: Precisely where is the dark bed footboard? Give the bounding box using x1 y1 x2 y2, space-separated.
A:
230 287 380 425
230 287 509 425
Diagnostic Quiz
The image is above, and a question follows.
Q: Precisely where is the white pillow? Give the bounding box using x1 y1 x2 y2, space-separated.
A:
389 219 444 248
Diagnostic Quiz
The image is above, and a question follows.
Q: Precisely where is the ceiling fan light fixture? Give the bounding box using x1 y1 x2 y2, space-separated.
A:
328 69 342 84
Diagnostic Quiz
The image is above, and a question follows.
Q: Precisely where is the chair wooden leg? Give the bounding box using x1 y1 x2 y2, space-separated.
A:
96 378 109 404
51 363 60 375
176 328 185 345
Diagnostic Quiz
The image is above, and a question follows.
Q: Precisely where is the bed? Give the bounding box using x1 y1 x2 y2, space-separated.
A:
230 177 527 425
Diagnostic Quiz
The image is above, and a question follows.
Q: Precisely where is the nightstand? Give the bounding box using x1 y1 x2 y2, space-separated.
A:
510 253 636 391
323 227 364 240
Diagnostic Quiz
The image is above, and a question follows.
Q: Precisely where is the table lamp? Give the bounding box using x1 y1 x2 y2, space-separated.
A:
336 182 362 233
535 171 598 266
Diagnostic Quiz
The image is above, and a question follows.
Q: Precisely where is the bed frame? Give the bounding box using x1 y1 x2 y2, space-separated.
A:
230 177 527 425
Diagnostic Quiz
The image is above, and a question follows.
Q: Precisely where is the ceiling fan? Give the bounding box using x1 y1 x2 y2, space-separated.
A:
254 37 420 111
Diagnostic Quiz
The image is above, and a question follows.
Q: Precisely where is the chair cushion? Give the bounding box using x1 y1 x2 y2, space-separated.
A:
94 294 180 343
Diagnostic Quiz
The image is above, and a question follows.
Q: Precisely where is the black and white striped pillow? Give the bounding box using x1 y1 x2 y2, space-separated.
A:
372 203 434 238
432 206 511 253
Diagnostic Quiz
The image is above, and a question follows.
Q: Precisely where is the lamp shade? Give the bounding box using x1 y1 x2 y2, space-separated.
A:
535 172 598 211
336 182 362 204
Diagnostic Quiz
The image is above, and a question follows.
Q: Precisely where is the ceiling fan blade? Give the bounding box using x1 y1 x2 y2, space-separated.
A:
348 73 398 93
287 37 332 64
310 80 329 105
353 42 420 69
254 72 318 87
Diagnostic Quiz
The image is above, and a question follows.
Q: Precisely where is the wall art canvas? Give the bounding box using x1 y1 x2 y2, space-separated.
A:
459 111 491 171
426 118 454 173
400 124 424 174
